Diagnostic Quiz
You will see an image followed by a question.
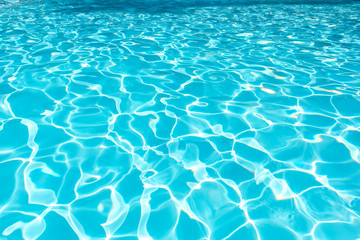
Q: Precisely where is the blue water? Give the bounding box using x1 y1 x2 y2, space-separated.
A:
1 0 360 239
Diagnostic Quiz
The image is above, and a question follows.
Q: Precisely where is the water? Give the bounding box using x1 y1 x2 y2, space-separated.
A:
1 0 360 239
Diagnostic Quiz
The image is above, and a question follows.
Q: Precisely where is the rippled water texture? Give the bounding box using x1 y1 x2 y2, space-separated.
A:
1 1 360 239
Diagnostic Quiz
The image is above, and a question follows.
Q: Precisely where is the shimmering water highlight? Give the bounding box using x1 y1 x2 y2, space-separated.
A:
1 1 360 239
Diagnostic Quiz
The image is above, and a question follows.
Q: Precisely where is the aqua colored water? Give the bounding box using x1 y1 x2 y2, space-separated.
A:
1 0 360 239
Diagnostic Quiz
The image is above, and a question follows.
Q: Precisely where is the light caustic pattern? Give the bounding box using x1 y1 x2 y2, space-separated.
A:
1 1 360 239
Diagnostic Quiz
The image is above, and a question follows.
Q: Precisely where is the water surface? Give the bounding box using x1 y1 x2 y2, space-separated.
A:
0 1 360 239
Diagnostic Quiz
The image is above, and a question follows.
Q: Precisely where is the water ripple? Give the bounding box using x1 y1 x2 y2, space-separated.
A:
1 1 360 240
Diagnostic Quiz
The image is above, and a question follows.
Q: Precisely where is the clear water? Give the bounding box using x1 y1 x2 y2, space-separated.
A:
1 0 360 239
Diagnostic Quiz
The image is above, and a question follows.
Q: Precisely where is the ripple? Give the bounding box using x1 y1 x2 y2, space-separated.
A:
1 1 360 239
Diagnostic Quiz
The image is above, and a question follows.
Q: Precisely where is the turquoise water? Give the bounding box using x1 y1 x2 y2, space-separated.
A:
1 0 360 239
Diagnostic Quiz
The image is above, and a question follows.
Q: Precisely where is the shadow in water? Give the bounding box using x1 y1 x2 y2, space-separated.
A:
43 0 360 14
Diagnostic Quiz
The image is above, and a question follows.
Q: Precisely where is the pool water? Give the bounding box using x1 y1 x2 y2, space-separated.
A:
1 0 360 239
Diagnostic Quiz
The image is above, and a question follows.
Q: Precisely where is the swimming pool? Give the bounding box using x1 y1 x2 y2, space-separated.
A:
1 0 360 239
